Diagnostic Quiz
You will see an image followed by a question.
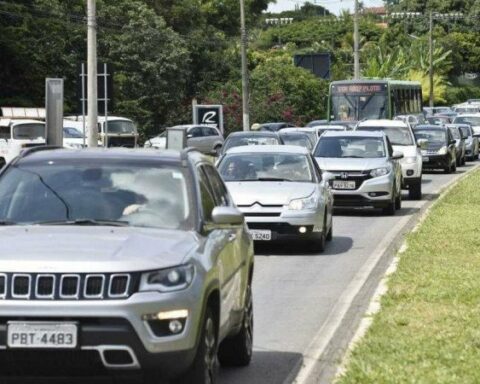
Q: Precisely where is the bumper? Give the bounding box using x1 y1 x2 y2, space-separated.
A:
243 209 324 241
331 174 393 208
0 287 205 375
422 154 450 169
399 160 422 188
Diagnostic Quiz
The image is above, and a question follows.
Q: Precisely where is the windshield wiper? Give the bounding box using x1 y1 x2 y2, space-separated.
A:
256 177 293 182
34 219 129 227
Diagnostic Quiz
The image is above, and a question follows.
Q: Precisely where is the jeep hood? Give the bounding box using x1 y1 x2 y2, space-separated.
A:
0 227 198 273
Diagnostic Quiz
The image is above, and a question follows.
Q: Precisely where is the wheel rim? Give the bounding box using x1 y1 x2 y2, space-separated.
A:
204 317 217 384
244 287 254 356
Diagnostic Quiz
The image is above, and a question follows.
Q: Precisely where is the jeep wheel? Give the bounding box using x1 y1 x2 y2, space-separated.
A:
218 284 253 367
395 191 402 210
326 221 333 241
214 145 222 157
173 308 218 384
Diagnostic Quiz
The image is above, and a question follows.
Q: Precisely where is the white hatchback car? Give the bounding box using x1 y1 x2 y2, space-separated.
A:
356 120 423 199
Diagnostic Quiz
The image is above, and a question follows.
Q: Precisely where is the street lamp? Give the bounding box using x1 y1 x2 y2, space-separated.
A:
240 0 250 131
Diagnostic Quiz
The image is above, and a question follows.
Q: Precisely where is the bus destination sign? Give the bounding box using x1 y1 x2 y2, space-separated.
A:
333 84 385 94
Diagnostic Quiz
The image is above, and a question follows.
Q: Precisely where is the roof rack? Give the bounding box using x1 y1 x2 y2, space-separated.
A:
19 145 64 159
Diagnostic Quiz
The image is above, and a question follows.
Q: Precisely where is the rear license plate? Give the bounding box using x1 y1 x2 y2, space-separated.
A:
423 156 430 162
7 322 78 349
332 180 356 190
249 230 272 241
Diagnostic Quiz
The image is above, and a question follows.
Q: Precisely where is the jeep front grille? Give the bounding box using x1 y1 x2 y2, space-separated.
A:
0 273 137 300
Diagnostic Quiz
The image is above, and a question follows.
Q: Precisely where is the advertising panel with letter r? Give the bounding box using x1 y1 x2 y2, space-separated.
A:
193 105 224 134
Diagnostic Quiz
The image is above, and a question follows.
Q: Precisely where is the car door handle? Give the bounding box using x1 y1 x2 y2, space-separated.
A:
228 234 237 242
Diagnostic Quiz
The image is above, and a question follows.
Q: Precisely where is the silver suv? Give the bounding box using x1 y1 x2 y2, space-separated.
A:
0 147 254 383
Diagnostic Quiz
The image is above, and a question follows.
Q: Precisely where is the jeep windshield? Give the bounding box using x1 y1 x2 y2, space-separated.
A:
104 120 136 134
0 162 194 230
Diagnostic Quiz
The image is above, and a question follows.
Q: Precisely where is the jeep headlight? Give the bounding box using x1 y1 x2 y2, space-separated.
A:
402 156 417 165
140 264 194 292
288 193 318 210
437 146 448 155
370 167 391 178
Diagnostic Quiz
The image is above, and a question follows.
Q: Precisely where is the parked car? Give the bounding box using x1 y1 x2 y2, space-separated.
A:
313 131 404 215
221 131 283 155
452 114 480 135
217 145 333 252
414 125 457 173
144 125 224 156
457 124 479 161
446 124 466 166
0 146 254 383
423 107 452 116
452 105 480 114
356 120 423 199
259 122 296 132
278 131 315 151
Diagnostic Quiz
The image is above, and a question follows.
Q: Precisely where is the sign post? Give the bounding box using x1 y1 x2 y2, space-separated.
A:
193 105 224 134
45 78 64 146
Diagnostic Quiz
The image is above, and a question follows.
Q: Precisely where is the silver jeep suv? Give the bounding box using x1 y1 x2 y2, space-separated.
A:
0 147 254 383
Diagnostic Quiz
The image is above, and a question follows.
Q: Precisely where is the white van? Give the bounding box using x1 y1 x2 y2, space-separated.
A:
0 119 46 166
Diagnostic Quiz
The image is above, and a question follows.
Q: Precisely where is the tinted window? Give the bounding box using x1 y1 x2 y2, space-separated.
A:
414 129 446 143
357 126 414 146
190 127 203 138
105 120 135 134
197 167 216 222
224 135 280 151
201 165 229 206
13 123 45 140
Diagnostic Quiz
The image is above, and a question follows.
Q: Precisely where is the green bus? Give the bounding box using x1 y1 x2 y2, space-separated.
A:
328 79 423 122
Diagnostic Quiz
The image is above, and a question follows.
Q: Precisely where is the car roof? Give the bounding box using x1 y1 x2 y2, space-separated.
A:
227 131 279 138
225 145 309 155
453 113 480 117
15 148 206 165
312 125 345 130
321 130 386 138
358 119 408 128
414 125 446 130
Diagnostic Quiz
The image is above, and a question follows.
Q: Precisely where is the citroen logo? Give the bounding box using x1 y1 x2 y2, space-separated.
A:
340 172 349 179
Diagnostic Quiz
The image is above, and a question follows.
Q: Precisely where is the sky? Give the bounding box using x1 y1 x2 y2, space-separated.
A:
267 0 385 16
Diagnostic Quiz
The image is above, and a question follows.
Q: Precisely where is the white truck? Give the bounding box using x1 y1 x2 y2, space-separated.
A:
64 116 139 147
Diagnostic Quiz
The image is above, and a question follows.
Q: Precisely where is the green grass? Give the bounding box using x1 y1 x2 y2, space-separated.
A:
338 170 480 384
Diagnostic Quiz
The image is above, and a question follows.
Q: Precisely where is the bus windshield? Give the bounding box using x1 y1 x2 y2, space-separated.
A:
331 83 388 121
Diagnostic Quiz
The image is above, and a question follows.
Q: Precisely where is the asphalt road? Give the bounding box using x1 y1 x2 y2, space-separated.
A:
0 164 475 384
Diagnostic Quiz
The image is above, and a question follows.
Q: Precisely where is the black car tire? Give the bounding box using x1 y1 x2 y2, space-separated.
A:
326 221 333 241
214 145 222 157
395 191 402 210
218 284 253 367
383 189 396 216
172 308 218 384
408 181 422 200
452 161 457 172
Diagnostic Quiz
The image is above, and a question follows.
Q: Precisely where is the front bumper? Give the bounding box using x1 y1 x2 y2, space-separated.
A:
241 207 324 241
399 158 422 187
330 174 394 208
0 287 204 375
421 154 450 169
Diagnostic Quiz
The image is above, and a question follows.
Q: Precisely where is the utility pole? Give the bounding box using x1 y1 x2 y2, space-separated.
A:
87 0 98 147
353 0 360 79
240 0 250 131
428 11 434 108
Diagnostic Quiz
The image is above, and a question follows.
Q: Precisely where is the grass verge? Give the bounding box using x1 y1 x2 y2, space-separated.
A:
337 169 480 384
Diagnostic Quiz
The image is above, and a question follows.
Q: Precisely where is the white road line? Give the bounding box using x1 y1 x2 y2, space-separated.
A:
285 165 479 384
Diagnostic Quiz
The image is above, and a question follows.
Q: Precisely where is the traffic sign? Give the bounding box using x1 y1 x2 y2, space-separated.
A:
193 105 224 133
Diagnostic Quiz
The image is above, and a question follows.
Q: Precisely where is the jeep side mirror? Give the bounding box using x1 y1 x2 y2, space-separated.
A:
212 206 244 226
391 151 404 160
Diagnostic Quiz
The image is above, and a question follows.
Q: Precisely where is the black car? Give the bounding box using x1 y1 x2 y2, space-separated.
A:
222 131 283 154
414 125 457 173
446 125 466 166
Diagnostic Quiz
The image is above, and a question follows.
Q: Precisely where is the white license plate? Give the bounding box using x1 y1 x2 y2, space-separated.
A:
249 230 272 241
7 322 78 349
332 180 356 190
423 156 430 162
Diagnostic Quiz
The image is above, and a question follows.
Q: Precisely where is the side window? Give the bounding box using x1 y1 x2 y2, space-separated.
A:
197 167 216 222
190 127 203 138
205 127 219 136
310 155 322 182
201 165 229 206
